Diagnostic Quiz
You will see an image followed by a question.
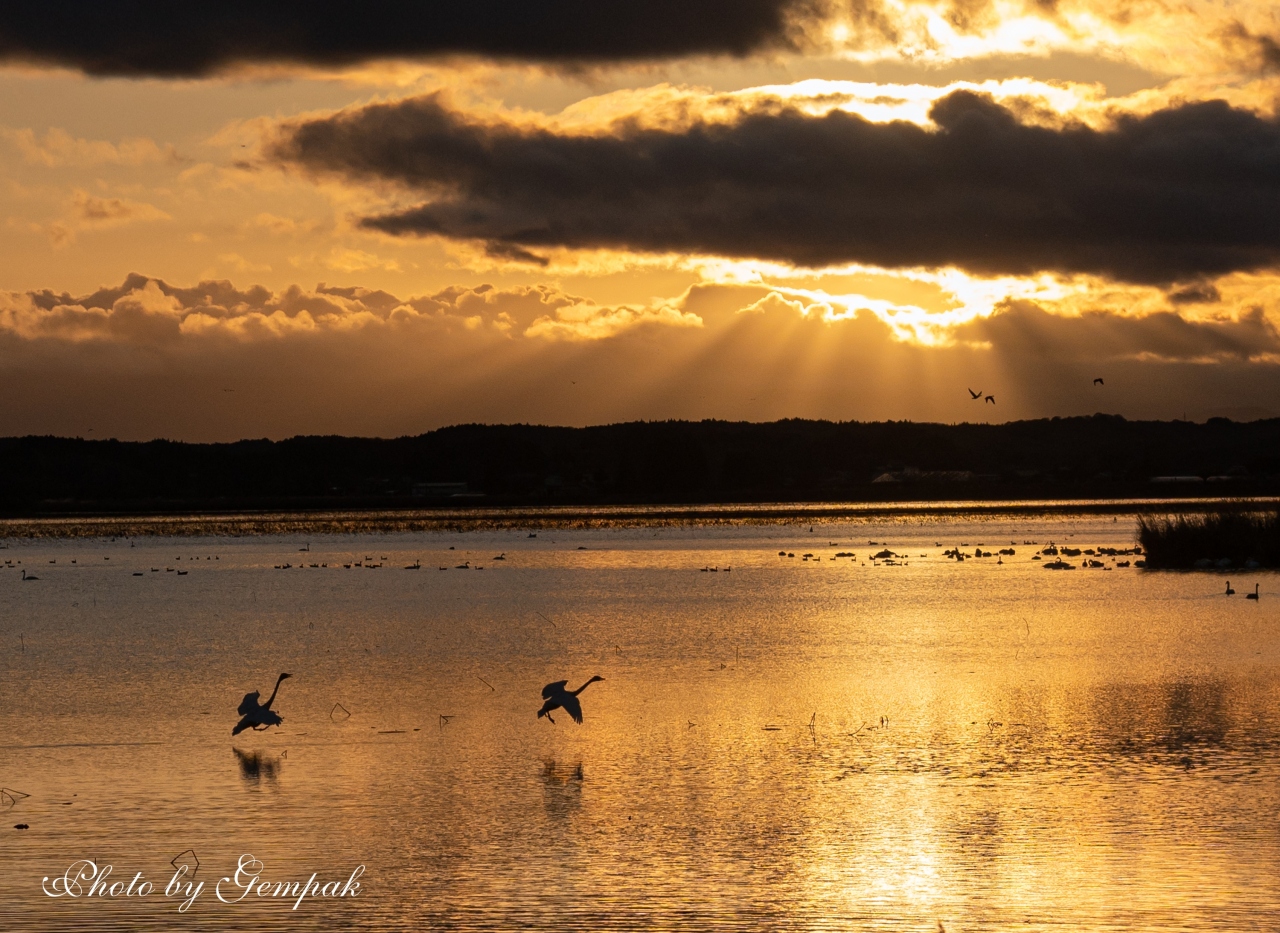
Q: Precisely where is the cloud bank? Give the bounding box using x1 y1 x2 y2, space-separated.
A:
275 91 1280 285
1 274 1277 440
1 1 1277 79
0 1 820 76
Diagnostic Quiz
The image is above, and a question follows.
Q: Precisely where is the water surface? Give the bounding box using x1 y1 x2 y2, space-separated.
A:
1 514 1277 930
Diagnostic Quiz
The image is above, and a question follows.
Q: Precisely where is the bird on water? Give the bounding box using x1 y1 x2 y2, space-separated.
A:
232 673 291 736
538 676 605 725
1226 581 1235 595
1247 584 1260 601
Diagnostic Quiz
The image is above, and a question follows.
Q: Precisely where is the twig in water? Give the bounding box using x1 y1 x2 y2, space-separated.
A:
439 714 454 727
329 703 351 721
1 787 30 809
170 849 200 874
475 675 495 692
536 612 556 628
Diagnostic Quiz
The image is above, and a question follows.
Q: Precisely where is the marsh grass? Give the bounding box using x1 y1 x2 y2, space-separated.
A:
1137 509 1280 569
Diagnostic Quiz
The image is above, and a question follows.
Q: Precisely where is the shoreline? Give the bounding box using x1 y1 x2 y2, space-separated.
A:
2 496 1277 538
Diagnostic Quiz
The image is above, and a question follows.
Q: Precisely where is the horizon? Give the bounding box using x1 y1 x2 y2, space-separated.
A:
0 409 1275 446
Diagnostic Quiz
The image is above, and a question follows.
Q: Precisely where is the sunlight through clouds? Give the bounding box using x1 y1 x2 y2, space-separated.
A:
0 0 1278 436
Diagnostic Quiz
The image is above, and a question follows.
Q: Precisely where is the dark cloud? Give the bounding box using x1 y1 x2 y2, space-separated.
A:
958 300 1280 362
1167 282 1222 305
483 241 550 267
1222 21 1280 73
276 90 1280 284
0 1 826 76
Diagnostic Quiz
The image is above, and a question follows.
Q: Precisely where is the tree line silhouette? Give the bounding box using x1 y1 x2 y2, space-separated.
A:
2 414 1279 515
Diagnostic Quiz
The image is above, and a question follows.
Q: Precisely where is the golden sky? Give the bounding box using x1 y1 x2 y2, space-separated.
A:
2 1 1279 439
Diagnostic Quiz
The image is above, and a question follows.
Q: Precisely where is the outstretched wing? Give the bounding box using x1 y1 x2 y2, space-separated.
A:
232 715 256 736
562 694 584 724
542 680 568 700
237 691 260 715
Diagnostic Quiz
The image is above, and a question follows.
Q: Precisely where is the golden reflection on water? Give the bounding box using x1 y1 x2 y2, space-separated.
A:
0 515 1278 930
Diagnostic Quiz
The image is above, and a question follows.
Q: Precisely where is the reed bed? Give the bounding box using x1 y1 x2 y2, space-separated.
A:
1137 509 1280 569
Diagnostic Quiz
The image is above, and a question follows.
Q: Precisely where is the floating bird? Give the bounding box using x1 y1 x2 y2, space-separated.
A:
1246 584 1260 601
537 676 604 725
232 673 291 736
1226 581 1235 595
20 570 37 581
1093 377 1105 385
984 395 995 404
968 388 982 399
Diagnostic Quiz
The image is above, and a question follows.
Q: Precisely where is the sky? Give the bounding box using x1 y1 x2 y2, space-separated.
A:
2 0 1280 440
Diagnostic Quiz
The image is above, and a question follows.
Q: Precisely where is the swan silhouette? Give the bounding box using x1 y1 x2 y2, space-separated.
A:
232 673 291 736
1246 584 1260 601
21 569 37 581
538 676 604 725
968 388 982 399
1094 377 1105 385
1226 581 1235 595
984 395 995 404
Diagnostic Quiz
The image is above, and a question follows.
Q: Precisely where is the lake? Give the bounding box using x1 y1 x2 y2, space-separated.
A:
1 509 1277 931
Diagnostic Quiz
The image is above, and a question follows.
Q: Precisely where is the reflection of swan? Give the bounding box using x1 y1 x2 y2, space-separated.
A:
541 759 584 818
233 748 281 782
542 759 585 784
537 676 604 724
232 673 291 736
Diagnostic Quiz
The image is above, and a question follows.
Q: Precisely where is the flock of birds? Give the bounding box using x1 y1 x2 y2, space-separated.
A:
968 377 1103 405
